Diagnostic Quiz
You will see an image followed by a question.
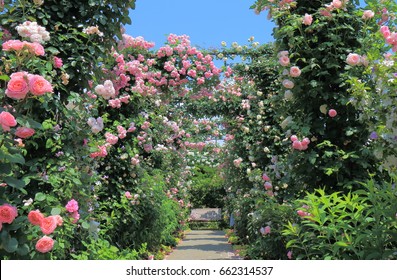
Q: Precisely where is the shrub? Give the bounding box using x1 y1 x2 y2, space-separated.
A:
283 177 397 259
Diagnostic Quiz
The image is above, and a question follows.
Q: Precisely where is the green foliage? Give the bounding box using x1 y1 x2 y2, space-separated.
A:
189 164 225 208
283 178 397 259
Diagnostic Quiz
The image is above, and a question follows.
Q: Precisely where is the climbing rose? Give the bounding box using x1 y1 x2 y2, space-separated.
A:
289 66 301 78
346 53 361 66
328 109 337 118
287 251 293 259
54 215 63 226
28 74 53 96
0 112 17 131
125 191 132 199
53 56 63 68
279 56 290 66
282 79 294 89
40 216 58 235
15 127 35 138
28 210 45 226
70 211 80 224
5 72 29 99
35 236 54 253
65 199 79 213
302 13 313 25
362 10 374 20
0 204 18 224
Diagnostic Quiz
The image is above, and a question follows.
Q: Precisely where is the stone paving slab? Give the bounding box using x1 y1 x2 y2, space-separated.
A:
166 230 241 260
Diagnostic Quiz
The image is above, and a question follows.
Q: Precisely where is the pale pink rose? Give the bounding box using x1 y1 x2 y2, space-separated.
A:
282 79 295 89
290 135 298 142
264 226 271 235
125 191 132 199
233 158 242 167
40 216 57 235
289 66 301 77
15 127 35 138
0 112 17 132
53 56 63 68
332 0 342 9
362 10 374 20
5 73 29 99
65 199 79 213
28 74 53 96
302 13 313 25
105 132 118 145
54 215 63 226
279 56 290 66
0 204 18 224
346 53 361 66
28 210 44 226
35 236 54 253
328 109 337 118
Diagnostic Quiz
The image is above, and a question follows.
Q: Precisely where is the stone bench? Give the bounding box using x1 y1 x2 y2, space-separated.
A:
190 208 222 222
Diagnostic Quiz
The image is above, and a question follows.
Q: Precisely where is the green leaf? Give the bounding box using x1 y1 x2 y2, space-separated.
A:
51 208 62 216
4 153 25 164
17 244 29 256
35 192 46 202
82 221 90 229
0 163 12 175
4 238 18 253
335 241 348 247
0 75 10 81
4 177 26 189
46 139 54 149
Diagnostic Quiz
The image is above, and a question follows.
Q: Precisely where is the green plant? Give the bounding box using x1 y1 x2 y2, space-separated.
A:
283 177 397 259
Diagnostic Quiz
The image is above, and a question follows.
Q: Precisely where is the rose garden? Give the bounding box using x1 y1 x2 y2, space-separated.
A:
0 0 396 260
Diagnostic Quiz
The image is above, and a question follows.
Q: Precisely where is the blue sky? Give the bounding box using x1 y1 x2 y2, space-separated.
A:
125 0 275 49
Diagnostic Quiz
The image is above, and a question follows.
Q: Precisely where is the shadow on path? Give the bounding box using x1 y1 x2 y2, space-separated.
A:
165 230 241 260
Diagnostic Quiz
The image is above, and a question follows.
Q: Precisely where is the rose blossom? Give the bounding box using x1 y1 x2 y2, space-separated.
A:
28 210 44 226
279 56 290 66
28 74 53 96
54 215 63 226
35 236 54 253
346 53 361 66
5 72 29 99
282 79 295 89
289 66 301 77
328 109 337 118
15 127 35 138
0 203 18 224
302 13 313 25
53 56 63 68
0 112 17 132
70 211 80 224
40 216 58 235
362 10 374 20
65 199 79 213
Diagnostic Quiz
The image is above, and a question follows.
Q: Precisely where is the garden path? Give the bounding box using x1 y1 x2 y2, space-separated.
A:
165 230 241 260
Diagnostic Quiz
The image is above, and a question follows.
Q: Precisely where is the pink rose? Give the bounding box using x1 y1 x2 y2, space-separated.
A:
292 140 302 150
346 53 361 66
362 10 374 20
279 56 290 66
289 66 301 78
302 13 313 26
40 216 57 235
15 127 35 138
287 250 293 259
2 40 24 51
332 0 342 9
105 132 118 145
70 211 80 224
328 109 337 118
262 173 270 181
125 191 132 199
264 182 273 190
5 72 29 99
53 56 63 68
28 210 45 226
0 203 18 224
282 79 295 89
380 26 390 38
54 215 63 226
35 236 54 253
28 74 53 96
65 199 79 213
0 111 17 132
